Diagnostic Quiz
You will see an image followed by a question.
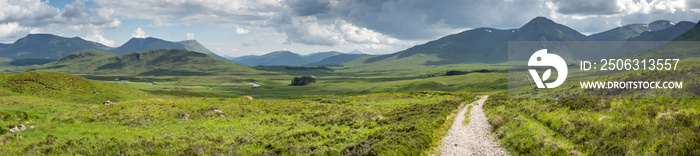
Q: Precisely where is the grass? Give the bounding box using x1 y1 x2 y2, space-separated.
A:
462 105 474 125
1 90 475 155
0 71 148 103
484 92 700 155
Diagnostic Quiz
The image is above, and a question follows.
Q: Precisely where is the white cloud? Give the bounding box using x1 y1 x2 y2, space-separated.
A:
131 27 148 38
83 30 115 46
235 27 250 35
0 22 32 41
0 0 121 42
186 32 195 40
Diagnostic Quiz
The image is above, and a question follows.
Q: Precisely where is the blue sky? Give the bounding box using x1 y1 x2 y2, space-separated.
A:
1 0 700 57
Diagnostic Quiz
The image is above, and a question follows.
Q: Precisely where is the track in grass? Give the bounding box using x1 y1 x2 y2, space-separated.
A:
440 95 509 156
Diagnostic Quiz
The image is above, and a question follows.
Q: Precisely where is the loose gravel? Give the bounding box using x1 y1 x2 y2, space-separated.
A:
440 95 509 156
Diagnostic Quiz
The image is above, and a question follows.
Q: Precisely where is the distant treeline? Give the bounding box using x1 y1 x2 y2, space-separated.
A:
445 69 494 76
284 66 333 71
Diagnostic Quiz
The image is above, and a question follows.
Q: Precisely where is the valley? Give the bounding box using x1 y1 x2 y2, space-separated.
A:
1 16 700 155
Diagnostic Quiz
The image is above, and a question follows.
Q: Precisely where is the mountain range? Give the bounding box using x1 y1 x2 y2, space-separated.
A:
0 17 697 68
0 34 226 61
342 17 697 67
230 51 370 66
35 49 261 76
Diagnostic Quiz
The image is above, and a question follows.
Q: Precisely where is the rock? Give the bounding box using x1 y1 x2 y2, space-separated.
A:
213 108 224 114
9 127 18 133
181 113 190 120
244 96 254 100
103 100 115 105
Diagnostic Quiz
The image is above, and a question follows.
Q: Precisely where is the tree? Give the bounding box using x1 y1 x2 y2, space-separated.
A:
291 76 317 86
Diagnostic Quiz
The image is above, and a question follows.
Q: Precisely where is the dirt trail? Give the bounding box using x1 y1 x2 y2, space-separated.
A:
440 95 509 156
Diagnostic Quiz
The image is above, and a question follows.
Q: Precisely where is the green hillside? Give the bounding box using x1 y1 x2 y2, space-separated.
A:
302 51 342 63
35 49 263 76
0 34 113 59
0 71 146 103
308 54 371 65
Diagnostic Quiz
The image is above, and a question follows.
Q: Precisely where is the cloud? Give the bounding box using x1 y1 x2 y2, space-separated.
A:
131 27 148 38
551 0 621 15
0 0 121 42
83 30 115 46
90 0 279 26
287 0 330 16
235 27 250 35
0 22 33 41
85 0 699 54
186 32 195 40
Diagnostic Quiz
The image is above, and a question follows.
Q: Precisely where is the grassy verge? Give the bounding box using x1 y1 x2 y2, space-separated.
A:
483 92 700 155
1 91 474 155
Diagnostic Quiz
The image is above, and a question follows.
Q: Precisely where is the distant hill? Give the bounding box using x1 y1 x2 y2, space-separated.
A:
302 51 342 63
345 17 592 66
35 49 261 76
674 20 700 41
622 21 700 59
589 20 676 41
231 51 368 66
308 54 371 65
0 34 228 62
0 34 113 59
0 58 55 66
114 37 229 61
232 51 309 66
627 21 696 41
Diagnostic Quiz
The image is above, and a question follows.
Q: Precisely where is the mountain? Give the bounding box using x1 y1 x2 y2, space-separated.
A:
621 21 700 59
308 54 371 65
231 51 309 66
0 34 228 62
674 20 700 41
345 17 592 66
35 49 260 76
51 49 117 64
302 51 343 63
589 20 676 41
114 37 229 61
627 21 696 41
178 40 230 61
0 34 112 59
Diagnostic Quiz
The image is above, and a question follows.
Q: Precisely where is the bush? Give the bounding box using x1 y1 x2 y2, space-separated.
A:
291 76 317 86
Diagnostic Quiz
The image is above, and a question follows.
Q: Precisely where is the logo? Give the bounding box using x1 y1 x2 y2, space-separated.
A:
528 49 567 88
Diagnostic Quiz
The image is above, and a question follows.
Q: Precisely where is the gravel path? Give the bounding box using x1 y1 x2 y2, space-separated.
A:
440 95 509 156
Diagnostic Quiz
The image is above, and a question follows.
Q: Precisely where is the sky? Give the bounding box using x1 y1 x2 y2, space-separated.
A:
1 0 700 57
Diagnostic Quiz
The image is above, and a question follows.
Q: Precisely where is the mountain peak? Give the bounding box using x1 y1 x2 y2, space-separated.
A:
524 17 555 25
649 20 675 31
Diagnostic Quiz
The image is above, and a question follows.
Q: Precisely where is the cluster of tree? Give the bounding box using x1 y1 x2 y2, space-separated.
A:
445 69 493 76
291 76 317 86
284 66 333 71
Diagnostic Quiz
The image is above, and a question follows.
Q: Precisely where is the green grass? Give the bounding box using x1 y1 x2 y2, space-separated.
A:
484 92 700 155
0 71 147 103
462 105 474 125
1 91 474 155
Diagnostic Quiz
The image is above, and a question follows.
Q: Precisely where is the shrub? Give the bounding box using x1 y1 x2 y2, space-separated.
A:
291 76 317 86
